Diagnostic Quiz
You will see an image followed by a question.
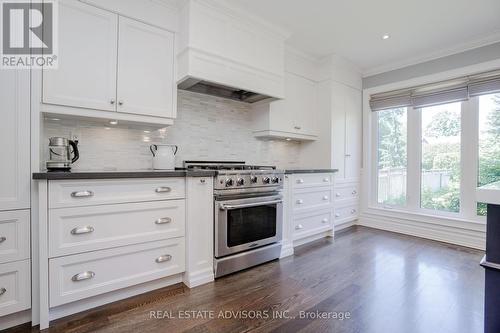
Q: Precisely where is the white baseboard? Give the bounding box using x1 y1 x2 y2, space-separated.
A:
280 243 294 258
0 309 31 331
183 268 214 288
294 231 332 247
335 220 355 232
358 213 486 250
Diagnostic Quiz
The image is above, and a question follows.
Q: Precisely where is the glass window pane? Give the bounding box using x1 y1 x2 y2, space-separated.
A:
421 102 461 213
377 108 407 206
477 93 500 216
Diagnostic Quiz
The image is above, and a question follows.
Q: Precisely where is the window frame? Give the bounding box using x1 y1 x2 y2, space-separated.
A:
370 98 486 222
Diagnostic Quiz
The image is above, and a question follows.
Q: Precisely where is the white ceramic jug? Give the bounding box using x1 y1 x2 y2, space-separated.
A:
150 144 178 170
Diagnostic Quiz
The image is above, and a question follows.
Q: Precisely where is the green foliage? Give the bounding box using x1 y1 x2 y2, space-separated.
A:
421 185 460 213
378 108 407 169
425 109 461 137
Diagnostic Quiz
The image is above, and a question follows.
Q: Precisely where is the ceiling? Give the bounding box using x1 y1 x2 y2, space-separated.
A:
230 0 500 75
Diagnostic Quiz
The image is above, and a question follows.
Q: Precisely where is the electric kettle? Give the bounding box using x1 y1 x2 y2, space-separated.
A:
46 137 80 171
150 144 178 170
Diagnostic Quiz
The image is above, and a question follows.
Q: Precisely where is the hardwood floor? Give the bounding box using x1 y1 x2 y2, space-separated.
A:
8 226 485 333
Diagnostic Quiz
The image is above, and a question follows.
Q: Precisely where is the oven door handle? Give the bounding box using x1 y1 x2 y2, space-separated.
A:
219 199 282 210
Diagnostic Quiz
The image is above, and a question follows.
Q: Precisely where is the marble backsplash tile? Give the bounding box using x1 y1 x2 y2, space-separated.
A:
42 90 302 171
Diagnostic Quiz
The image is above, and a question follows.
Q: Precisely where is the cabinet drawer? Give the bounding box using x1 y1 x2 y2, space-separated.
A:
49 200 185 257
0 210 30 264
334 184 359 202
293 188 332 212
49 238 185 307
0 260 31 317
293 210 332 240
293 173 333 188
49 178 185 208
334 204 359 222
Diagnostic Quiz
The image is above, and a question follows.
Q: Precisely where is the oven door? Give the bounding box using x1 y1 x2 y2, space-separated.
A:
215 194 283 258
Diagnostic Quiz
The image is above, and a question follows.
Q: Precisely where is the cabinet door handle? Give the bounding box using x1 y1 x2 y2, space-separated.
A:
296 179 304 184
0 236 6 243
294 126 301 130
323 178 329 182
72 271 95 282
322 196 329 201
335 192 341 197
118 100 124 106
155 254 172 263
71 190 94 198
0 287 6 296
322 218 329 223
335 213 341 217
155 187 172 193
296 199 304 204
295 224 304 230
110 99 115 105
345 154 351 157
70 226 94 235
155 217 172 224
200 178 206 183
351 209 357 214
352 190 357 195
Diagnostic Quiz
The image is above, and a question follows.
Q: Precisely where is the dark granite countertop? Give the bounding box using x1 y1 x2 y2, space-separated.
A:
33 169 217 180
284 169 339 174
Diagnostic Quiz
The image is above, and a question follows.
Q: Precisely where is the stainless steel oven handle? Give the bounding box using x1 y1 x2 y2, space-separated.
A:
219 199 282 210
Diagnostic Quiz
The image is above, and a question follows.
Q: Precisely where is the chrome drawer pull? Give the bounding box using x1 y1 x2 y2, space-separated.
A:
200 178 206 183
71 190 94 198
351 209 357 214
295 224 304 230
352 190 357 195
0 236 6 243
72 271 95 282
155 254 172 263
335 213 341 217
322 196 329 201
0 287 6 296
155 187 172 193
335 193 341 197
296 199 304 204
155 217 172 225
220 199 282 210
322 218 329 223
70 226 94 235
296 179 304 184
323 178 329 182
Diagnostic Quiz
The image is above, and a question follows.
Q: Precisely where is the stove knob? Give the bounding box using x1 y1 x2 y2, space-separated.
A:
262 177 270 184
236 178 245 186
271 176 279 184
225 178 234 187
250 176 258 184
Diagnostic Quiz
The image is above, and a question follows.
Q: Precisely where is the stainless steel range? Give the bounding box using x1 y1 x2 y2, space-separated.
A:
184 161 284 278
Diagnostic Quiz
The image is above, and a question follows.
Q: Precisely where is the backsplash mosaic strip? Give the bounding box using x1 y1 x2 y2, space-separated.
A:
42 90 302 171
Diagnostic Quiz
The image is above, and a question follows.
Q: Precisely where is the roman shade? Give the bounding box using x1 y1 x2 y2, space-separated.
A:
370 69 500 111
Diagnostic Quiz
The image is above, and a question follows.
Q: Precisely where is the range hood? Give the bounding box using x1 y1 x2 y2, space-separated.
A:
178 78 275 104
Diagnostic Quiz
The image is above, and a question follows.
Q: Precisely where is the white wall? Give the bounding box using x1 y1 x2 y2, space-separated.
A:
42 91 302 170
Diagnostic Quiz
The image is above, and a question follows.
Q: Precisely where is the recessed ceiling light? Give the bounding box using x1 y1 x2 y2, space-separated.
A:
144 130 151 133
51 118 60 121
285 138 291 141
104 127 111 130
382 34 390 40
109 120 118 125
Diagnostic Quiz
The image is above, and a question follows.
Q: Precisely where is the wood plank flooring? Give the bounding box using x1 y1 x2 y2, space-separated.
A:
7 226 485 333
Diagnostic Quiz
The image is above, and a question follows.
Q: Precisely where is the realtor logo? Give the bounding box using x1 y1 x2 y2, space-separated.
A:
1 0 58 68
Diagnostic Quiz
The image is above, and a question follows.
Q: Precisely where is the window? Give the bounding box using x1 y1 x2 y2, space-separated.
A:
477 93 500 215
421 103 461 213
377 108 407 206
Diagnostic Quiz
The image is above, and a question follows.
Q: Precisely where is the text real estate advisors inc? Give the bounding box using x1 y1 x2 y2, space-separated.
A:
149 310 352 320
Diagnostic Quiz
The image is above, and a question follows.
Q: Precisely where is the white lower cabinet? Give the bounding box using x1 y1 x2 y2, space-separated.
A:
284 173 335 247
0 210 30 264
333 180 360 228
49 200 185 257
0 260 31 317
49 238 185 307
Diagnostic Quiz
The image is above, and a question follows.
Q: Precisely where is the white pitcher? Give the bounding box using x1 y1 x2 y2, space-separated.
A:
150 144 178 170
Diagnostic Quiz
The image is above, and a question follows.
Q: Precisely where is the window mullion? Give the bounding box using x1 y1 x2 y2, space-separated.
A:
407 107 421 211
461 98 479 219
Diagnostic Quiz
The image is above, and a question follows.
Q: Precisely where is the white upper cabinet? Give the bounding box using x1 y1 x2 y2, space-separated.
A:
42 0 176 122
117 17 175 118
252 72 319 141
0 71 30 211
43 0 118 111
